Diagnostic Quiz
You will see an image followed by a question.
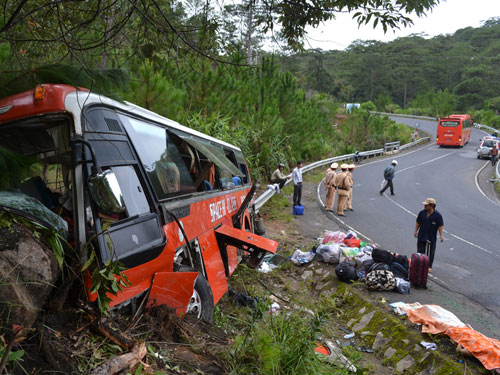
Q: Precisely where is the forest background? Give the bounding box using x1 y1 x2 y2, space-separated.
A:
2 1 498 180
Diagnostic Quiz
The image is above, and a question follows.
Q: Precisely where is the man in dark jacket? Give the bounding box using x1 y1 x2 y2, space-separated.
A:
379 160 398 195
414 198 444 273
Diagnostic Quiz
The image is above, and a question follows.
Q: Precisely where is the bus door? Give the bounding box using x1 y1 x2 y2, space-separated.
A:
79 107 169 303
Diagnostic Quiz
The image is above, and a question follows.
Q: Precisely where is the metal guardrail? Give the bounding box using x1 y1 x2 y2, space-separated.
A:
384 141 400 152
371 111 438 121
475 123 499 134
253 137 430 212
400 137 429 150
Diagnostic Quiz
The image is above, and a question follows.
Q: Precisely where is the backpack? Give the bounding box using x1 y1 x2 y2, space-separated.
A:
366 270 396 291
335 262 358 283
390 262 409 280
394 255 410 270
372 248 395 265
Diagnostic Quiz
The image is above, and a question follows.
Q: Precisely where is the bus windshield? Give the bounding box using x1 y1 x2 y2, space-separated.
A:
440 121 459 127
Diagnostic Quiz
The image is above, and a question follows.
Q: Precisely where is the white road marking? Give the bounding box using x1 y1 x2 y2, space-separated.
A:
380 159 500 260
474 160 500 207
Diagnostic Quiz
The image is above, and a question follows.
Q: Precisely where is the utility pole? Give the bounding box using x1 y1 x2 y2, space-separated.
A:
246 0 254 65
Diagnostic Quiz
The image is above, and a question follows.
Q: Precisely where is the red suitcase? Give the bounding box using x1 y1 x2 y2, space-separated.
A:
410 253 429 288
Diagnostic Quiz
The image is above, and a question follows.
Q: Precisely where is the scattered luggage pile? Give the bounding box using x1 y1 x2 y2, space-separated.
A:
290 230 431 294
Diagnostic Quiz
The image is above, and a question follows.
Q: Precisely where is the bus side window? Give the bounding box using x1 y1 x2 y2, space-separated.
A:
119 114 198 200
234 150 250 184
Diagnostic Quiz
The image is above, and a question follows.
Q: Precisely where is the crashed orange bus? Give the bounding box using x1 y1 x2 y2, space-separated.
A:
0 84 277 322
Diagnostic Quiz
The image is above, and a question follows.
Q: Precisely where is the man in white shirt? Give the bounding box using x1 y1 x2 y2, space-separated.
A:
292 161 303 207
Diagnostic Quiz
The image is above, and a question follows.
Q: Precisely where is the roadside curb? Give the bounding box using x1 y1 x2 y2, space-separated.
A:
332 283 487 375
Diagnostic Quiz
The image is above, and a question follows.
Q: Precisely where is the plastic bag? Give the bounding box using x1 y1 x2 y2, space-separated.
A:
394 277 411 294
322 231 346 244
344 238 361 248
342 247 360 257
355 252 373 270
345 230 358 240
316 244 341 263
290 249 315 265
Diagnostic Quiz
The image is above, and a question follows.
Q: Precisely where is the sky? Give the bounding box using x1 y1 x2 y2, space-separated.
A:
303 0 500 50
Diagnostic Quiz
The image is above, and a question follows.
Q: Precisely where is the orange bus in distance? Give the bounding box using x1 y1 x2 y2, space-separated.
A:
436 114 472 147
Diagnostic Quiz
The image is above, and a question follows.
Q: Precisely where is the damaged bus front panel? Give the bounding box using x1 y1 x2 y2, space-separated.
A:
0 84 277 322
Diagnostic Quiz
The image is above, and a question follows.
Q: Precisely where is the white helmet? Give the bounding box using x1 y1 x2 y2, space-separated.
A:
392 160 398 165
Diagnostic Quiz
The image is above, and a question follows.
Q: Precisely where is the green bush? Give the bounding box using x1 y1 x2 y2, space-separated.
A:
228 311 332 375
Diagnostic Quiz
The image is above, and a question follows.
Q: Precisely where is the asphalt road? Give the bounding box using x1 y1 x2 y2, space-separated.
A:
318 116 500 335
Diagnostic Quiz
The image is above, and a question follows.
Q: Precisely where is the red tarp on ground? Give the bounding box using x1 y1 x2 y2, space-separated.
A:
405 304 500 370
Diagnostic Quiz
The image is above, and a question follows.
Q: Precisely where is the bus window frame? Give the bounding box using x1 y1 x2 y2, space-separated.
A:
114 109 248 202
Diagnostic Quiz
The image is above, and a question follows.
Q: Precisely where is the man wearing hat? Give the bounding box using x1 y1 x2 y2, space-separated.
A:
346 164 355 211
334 164 353 216
380 160 398 195
271 163 288 188
414 198 444 272
324 162 338 211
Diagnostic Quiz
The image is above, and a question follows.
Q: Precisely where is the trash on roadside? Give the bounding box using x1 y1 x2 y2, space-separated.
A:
335 262 358 283
389 302 422 315
345 230 358 240
290 249 315 265
323 340 358 373
356 346 375 353
394 277 411 294
344 332 355 339
397 303 500 371
257 261 276 273
257 254 281 273
420 341 437 351
322 230 346 244
233 292 257 309
342 340 352 347
316 244 341 263
269 302 280 314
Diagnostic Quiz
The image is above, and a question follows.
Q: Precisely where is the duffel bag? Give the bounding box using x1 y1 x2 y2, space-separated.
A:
368 262 390 273
372 248 396 265
390 262 409 280
366 269 396 291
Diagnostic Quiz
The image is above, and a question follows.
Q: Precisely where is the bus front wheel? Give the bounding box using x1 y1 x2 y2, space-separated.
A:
179 266 214 323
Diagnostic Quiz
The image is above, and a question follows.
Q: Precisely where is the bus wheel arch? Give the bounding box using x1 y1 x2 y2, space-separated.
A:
179 266 214 323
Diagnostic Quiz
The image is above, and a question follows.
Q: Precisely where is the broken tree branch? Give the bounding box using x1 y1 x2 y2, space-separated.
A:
90 341 146 375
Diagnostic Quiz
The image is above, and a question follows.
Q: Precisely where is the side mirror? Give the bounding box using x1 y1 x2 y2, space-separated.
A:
88 169 126 215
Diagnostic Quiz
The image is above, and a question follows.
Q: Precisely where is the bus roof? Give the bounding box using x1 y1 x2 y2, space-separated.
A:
0 84 241 152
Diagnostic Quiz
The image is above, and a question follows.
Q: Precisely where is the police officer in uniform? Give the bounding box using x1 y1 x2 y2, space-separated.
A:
346 164 355 211
324 162 338 211
334 164 353 217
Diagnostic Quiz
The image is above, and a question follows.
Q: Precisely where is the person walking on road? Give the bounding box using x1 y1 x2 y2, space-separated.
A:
380 160 398 196
292 161 303 207
414 198 444 273
271 163 289 188
334 164 353 217
324 162 338 212
346 164 355 211
490 142 498 166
